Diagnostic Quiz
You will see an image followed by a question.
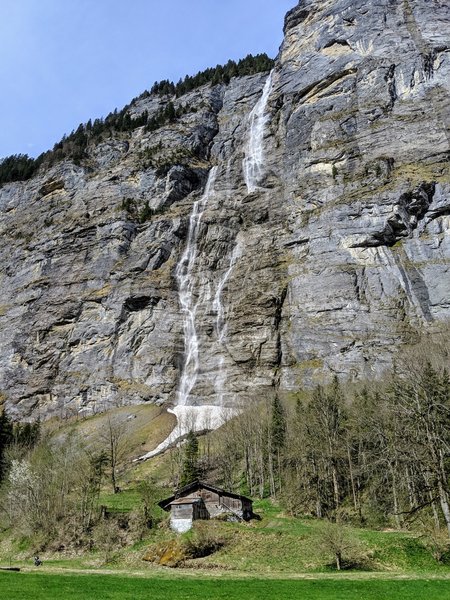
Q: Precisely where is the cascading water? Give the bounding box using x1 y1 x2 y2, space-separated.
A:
137 74 275 461
137 166 228 461
213 241 242 403
213 242 242 345
243 70 274 193
176 166 218 406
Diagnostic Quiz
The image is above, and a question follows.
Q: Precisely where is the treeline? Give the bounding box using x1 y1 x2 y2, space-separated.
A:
0 415 41 479
0 53 274 187
0 154 37 185
0 109 149 187
0 415 163 554
150 53 274 96
208 341 450 536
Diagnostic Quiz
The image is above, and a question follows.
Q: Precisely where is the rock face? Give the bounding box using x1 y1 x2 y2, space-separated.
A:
277 0 450 388
1 0 449 420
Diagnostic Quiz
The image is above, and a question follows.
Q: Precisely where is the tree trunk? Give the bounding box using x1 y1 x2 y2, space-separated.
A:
347 444 358 513
438 449 450 537
331 461 340 512
391 465 402 529
268 435 275 497
423 469 440 531
437 477 450 536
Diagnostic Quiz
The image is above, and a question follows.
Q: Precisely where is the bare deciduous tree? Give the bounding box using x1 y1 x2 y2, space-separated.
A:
99 416 129 494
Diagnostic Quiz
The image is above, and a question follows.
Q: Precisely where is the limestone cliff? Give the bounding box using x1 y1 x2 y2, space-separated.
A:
1 0 449 421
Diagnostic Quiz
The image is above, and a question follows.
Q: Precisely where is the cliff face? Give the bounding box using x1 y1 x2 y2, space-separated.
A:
1 0 449 420
276 0 450 389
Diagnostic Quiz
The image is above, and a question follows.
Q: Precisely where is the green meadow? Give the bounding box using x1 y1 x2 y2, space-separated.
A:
1 571 450 600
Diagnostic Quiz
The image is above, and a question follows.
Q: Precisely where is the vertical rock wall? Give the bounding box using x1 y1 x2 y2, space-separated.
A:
0 0 449 420
274 0 450 387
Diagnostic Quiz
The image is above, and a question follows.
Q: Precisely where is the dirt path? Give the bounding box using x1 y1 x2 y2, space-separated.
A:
15 565 450 581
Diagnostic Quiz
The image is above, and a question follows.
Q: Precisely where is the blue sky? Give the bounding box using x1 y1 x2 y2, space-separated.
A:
0 0 295 158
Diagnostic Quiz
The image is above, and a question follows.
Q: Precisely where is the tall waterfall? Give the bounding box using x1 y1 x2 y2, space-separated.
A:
213 241 242 404
175 166 218 406
213 241 242 345
243 70 274 193
137 75 275 461
136 166 228 461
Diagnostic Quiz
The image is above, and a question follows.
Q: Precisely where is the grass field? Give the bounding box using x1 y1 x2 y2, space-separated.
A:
1 571 450 600
2 498 450 576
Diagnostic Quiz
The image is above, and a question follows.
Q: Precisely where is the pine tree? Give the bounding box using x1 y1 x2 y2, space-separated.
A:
165 101 176 122
0 410 13 483
13 418 41 449
271 396 286 453
180 431 200 486
269 396 286 496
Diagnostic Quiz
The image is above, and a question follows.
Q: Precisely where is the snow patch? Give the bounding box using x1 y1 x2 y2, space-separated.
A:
135 405 237 461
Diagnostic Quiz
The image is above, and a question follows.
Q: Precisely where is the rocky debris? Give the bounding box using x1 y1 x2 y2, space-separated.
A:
0 0 449 421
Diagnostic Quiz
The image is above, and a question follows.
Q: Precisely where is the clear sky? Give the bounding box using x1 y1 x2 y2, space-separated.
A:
0 0 296 159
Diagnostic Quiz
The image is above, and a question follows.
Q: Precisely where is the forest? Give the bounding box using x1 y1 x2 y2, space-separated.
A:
0 334 448 558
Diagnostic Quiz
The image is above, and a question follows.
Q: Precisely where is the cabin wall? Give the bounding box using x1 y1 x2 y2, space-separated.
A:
169 486 253 522
170 517 192 533
221 497 243 511
193 503 210 521
200 490 220 504
172 504 194 519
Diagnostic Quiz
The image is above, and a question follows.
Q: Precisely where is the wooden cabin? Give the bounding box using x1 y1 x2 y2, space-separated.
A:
159 480 253 532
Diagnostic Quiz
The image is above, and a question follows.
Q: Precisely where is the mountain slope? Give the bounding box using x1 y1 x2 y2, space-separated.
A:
0 0 449 420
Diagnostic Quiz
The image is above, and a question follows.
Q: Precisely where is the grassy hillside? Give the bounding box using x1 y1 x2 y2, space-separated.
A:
2 495 449 576
49 404 176 462
1 404 450 587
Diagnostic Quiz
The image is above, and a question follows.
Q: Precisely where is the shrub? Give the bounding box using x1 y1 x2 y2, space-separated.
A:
142 539 187 567
184 525 226 559
142 524 226 568
317 521 370 570
92 519 124 564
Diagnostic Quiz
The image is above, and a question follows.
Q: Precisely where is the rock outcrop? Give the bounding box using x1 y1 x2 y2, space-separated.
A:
0 0 449 421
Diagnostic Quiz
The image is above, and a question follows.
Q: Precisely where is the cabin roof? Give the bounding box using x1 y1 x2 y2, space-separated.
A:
169 497 203 506
158 480 253 511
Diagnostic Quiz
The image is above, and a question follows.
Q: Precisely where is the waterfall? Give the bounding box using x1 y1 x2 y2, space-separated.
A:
213 241 242 345
175 166 218 406
136 74 275 462
242 70 274 193
136 166 231 462
213 241 242 404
